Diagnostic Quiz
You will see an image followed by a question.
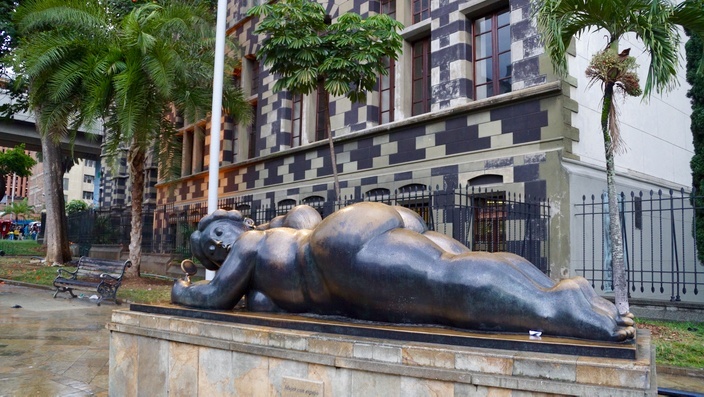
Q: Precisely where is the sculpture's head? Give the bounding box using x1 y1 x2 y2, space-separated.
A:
190 209 252 270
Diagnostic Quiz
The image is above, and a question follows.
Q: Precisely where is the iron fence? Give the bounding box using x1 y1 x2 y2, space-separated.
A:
67 206 154 257
146 185 551 274
574 188 702 303
67 186 550 275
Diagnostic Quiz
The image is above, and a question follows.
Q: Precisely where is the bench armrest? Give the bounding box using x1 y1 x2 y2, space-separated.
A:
56 268 78 279
100 273 120 282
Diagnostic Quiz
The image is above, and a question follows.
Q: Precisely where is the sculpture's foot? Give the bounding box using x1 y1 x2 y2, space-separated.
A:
547 279 636 342
569 276 637 330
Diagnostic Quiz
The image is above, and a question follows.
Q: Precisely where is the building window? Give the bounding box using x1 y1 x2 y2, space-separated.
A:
379 57 395 124
232 66 242 88
232 124 239 163
63 178 69 191
365 188 391 205
83 175 94 184
473 9 511 100
315 87 328 141
412 0 429 24
249 57 259 95
85 159 95 168
412 37 431 116
397 184 431 225
471 191 506 252
302 195 325 216
277 199 296 216
291 94 303 147
381 0 396 19
236 203 252 219
83 191 94 200
248 102 258 158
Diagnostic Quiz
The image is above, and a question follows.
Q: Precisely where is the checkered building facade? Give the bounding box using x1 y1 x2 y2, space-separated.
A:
152 0 581 273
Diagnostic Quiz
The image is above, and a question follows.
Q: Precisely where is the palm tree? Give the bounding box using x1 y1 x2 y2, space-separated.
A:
533 0 704 315
4 198 36 221
12 0 104 265
14 0 251 274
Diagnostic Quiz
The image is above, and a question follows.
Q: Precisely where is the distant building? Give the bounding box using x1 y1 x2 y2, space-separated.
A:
1 146 32 209
27 157 99 210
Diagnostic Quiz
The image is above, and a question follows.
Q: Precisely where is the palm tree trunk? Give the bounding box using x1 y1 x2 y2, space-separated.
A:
126 140 146 277
40 128 72 265
602 82 629 315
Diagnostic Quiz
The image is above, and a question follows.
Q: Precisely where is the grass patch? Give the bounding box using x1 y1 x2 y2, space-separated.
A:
0 264 61 287
0 256 174 305
638 318 704 369
119 284 172 304
0 240 45 256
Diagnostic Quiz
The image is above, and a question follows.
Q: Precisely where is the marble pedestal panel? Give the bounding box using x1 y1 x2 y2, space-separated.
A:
108 308 656 396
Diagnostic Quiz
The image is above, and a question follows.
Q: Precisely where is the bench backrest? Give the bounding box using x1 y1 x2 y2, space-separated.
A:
75 257 132 280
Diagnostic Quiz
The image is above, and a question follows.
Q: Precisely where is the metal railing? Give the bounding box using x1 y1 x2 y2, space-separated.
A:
66 186 550 275
574 188 702 303
147 185 551 274
67 206 154 257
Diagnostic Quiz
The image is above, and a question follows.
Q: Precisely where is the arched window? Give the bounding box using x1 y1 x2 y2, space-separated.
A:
397 184 431 226
365 188 391 203
236 204 251 218
277 199 297 215
469 174 504 186
302 195 325 217
470 190 506 253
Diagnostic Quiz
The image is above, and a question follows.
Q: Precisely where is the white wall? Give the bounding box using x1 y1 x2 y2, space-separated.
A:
568 28 693 188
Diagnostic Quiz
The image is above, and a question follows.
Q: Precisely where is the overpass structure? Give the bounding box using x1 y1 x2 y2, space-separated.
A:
0 90 103 159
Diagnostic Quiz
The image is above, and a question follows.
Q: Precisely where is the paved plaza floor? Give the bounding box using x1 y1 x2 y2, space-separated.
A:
0 281 703 396
0 282 113 396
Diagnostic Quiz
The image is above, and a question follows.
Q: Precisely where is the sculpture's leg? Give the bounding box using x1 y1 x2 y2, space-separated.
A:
247 290 286 312
494 253 631 327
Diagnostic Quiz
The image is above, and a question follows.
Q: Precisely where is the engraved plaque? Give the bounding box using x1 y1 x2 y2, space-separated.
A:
282 377 324 397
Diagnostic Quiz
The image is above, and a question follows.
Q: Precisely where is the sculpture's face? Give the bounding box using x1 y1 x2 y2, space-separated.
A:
192 218 248 270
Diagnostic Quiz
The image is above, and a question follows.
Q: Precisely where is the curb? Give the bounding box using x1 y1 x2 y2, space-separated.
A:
0 278 54 291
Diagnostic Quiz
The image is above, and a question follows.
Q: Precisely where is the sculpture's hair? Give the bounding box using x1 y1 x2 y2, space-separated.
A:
191 209 247 271
197 209 245 231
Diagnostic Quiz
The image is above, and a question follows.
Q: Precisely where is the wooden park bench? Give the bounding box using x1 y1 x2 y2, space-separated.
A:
53 256 132 306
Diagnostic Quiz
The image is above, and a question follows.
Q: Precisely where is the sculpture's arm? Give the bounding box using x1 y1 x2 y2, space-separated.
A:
172 231 263 309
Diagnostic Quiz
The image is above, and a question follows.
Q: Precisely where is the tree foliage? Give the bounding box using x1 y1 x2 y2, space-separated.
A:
65 199 89 215
533 0 704 315
0 0 18 76
247 0 403 198
249 0 403 101
0 144 36 203
248 0 403 102
687 32 704 264
14 0 251 271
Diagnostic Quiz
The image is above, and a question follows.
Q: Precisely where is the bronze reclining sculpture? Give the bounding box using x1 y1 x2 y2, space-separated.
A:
171 202 635 342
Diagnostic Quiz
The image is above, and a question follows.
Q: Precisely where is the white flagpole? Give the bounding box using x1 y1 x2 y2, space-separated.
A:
206 0 227 281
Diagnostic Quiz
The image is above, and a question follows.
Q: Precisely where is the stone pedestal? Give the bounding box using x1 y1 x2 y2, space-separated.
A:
108 307 656 396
